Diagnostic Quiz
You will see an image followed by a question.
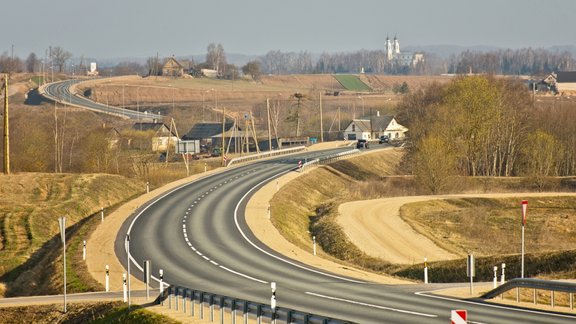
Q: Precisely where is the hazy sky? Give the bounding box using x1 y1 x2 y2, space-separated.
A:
2 0 575 59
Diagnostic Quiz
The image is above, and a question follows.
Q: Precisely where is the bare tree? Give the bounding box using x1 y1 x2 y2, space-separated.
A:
25 52 38 73
206 43 227 74
51 46 72 73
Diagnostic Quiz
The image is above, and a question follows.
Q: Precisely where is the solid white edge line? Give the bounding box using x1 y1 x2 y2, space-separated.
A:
218 265 268 284
415 291 576 319
233 169 367 284
306 292 437 318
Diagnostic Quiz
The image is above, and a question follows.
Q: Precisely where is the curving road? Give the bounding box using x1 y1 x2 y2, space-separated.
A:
41 79 155 120
119 150 576 323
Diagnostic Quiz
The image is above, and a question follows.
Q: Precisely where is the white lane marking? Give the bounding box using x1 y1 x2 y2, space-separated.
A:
219 265 268 284
233 170 367 284
306 292 437 318
415 291 576 319
202 255 210 261
210 260 219 266
196 251 202 256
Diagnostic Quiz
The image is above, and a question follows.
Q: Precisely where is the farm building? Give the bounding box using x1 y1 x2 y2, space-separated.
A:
132 122 179 152
556 71 576 94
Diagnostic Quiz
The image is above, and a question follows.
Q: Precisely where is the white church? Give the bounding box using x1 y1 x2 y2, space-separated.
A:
384 36 424 67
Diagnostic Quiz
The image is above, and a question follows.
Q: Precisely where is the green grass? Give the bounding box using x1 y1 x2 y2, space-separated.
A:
333 75 372 91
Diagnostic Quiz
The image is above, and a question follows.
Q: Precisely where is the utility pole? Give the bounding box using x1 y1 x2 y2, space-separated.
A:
319 92 324 142
266 98 272 152
220 94 226 167
2 75 9 174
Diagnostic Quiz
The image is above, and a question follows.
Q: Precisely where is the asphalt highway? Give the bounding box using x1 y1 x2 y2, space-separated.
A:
118 148 576 323
42 79 155 120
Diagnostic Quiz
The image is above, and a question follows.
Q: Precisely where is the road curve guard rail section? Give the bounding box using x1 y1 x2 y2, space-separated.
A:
299 149 360 172
226 146 307 167
481 278 576 308
157 285 349 324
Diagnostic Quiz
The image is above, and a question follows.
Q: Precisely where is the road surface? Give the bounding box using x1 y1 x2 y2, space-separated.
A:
120 149 576 323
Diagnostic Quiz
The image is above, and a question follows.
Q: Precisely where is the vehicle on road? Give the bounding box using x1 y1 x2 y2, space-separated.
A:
356 139 369 149
379 135 390 144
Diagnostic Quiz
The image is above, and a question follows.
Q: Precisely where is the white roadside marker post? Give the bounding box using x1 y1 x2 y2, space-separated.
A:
424 258 428 284
313 236 316 256
271 282 277 324
82 240 86 261
493 266 498 288
159 269 164 294
105 265 110 292
101 207 104 222
122 273 127 302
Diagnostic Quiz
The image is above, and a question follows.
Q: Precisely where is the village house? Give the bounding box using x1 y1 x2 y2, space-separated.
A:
162 57 184 77
343 113 408 141
132 122 179 152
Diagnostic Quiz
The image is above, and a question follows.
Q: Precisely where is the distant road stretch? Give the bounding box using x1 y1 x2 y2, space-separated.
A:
40 79 155 120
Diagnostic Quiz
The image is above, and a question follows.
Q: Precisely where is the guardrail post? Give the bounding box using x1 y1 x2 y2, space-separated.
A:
533 289 537 305
551 290 554 308
570 293 573 310
210 294 215 322
243 301 248 324
200 292 204 320
232 299 236 324
175 287 179 311
182 289 187 314
220 297 224 324
190 290 195 317
257 304 262 324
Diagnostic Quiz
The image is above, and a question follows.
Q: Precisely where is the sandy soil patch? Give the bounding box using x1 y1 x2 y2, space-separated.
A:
337 192 576 265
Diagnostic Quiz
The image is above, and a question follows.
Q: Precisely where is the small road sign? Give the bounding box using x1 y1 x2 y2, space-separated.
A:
451 309 467 324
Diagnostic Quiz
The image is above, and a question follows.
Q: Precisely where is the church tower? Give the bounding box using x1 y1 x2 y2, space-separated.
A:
385 36 393 60
394 36 400 54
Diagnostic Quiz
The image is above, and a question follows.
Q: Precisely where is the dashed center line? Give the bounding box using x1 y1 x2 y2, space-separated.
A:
178 175 267 283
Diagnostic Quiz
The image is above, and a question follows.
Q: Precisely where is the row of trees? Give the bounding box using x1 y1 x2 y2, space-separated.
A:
399 76 576 193
447 48 575 75
4 44 573 77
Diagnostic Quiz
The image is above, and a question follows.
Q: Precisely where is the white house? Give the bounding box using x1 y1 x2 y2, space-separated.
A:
343 114 408 141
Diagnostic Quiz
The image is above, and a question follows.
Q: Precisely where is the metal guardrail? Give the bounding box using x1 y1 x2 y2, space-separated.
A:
299 149 360 172
226 146 307 167
481 278 576 309
157 285 350 323
481 278 576 299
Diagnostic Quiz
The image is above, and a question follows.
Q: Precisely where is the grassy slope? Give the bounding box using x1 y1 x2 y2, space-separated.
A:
270 149 576 281
0 173 145 296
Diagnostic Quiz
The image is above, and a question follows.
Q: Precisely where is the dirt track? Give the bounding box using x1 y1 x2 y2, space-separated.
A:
337 192 576 265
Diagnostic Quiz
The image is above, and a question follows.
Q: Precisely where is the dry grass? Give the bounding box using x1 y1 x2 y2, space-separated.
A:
0 302 178 324
0 173 145 296
400 197 576 256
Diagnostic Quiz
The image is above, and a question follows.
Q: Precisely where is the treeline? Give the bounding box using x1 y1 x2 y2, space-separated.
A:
447 48 575 75
259 49 429 75
398 75 576 193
